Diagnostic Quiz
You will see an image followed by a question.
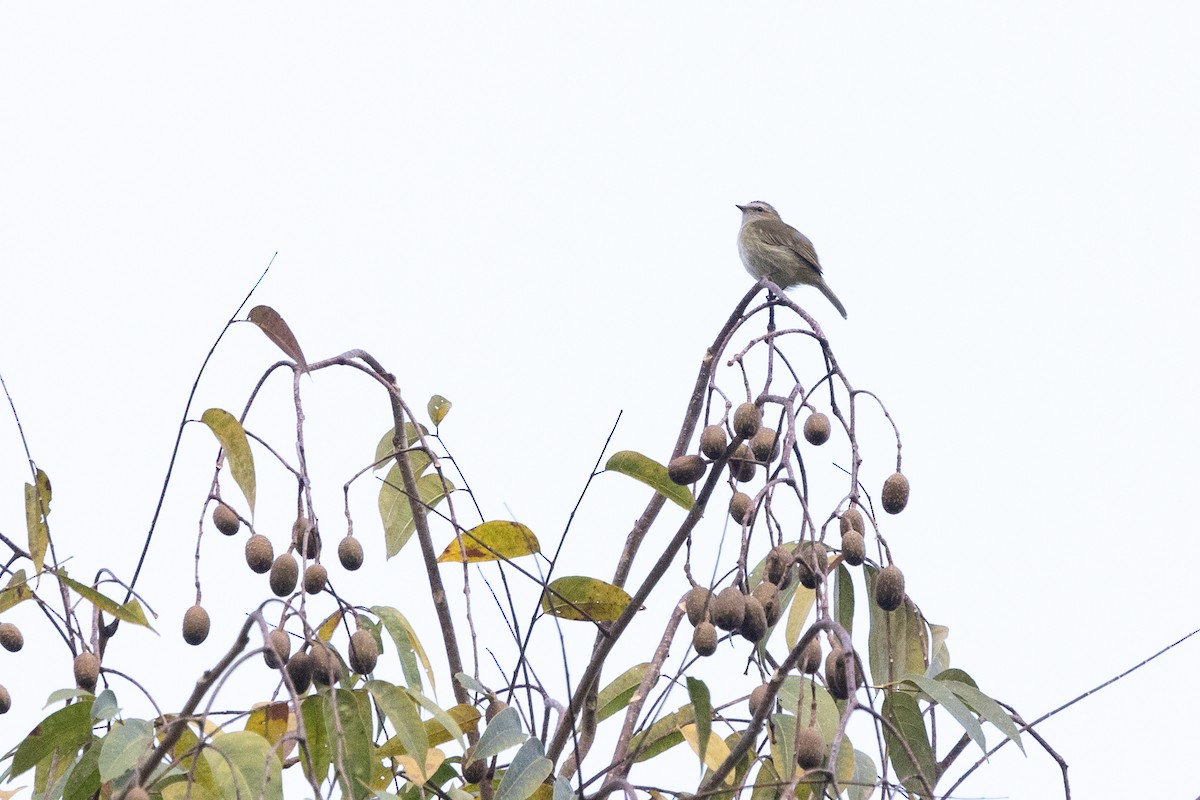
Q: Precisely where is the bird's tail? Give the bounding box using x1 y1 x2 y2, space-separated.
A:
818 280 848 319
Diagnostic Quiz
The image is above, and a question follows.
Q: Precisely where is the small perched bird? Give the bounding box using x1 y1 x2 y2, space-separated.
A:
736 201 848 319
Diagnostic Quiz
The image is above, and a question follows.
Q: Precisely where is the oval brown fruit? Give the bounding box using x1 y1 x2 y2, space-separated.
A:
795 543 825 589
668 454 707 486
748 683 771 717
803 412 831 446
764 545 794 588
0 684 10 714
286 651 312 692
795 726 826 770
182 605 211 646
0 622 24 653
739 595 768 643
882 472 910 514
245 534 274 574
693 621 718 656
733 403 762 439
699 425 728 459
462 758 489 785
841 530 866 566
338 536 365 571
750 428 779 462
303 564 328 595
728 444 757 482
310 644 342 686
712 586 746 631
684 587 712 626
292 518 322 559
213 503 240 536
74 652 100 693
839 506 864 535
825 648 851 700
264 628 291 669
729 491 753 525
486 699 508 723
799 633 822 674
348 629 380 675
875 564 906 611
269 554 299 597
751 582 781 626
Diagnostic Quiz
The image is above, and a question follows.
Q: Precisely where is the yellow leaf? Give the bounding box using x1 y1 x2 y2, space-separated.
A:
540 576 633 623
680 723 733 783
395 746 445 784
437 521 541 563
201 409 256 514
427 395 452 427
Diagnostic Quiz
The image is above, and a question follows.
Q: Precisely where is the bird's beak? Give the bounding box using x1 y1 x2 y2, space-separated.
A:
735 204 747 212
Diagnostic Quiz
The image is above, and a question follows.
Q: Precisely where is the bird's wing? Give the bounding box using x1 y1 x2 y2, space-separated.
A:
750 219 824 275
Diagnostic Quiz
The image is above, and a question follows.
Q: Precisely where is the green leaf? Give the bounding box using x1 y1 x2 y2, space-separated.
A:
686 677 712 765
326 690 373 800
202 730 283 800
368 681 427 767
865 565 926 686
247 305 307 369
50 570 154 629
880 689 935 798
405 688 466 749
630 706 693 762
12 698 95 776
938 676 1025 753
91 690 119 721
540 576 633 623
62 739 101 800
428 395 452 427
454 672 490 696
604 450 693 510
751 758 783 800
596 663 649 722
201 408 256 514
300 694 331 784
25 469 51 573
834 563 854 638
847 749 878 800
98 718 153 781
373 605 434 692
903 673 986 753
494 738 552 800
473 705 526 762
437 521 541 563
552 775 577 800
373 423 428 470
379 471 454 558
775 677 839 735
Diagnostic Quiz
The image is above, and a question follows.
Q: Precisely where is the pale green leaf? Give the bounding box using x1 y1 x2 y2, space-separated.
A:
494 738 551 800
596 663 649 722
379 471 454 558
880 690 935 798
848 749 878 800
98 719 153 781
201 408 256 513
473 706 526 762
202 730 283 800
938 677 1025 753
51 570 154 630
904 674 986 753
373 423 428 470
686 677 712 765
374 605 434 692
368 681 427 766
604 450 693 510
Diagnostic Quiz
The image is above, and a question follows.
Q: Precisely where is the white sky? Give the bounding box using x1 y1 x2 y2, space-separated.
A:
2 4 1199 799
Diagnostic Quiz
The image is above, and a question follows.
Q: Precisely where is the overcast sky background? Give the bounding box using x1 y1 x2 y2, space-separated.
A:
2 4 1199 799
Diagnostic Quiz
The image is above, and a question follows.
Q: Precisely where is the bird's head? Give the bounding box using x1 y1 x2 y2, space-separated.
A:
736 201 780 219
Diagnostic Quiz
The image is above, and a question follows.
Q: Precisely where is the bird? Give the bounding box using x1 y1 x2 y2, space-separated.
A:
736 201 848 319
